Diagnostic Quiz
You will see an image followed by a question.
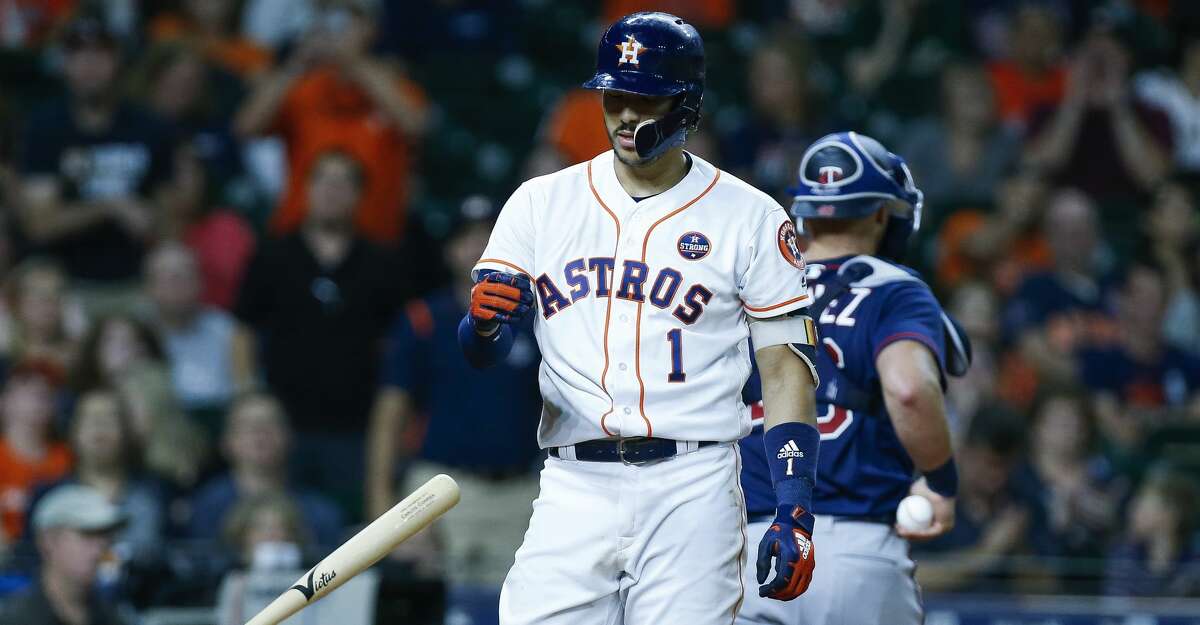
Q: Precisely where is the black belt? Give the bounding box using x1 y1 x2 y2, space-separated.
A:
549 438 719 465
747 512 895 525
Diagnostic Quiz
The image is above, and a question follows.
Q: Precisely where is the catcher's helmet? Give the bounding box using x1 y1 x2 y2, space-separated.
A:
582 12 705 161
788 132 924 261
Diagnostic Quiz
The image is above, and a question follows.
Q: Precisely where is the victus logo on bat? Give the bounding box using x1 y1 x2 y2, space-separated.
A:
291 567 337 601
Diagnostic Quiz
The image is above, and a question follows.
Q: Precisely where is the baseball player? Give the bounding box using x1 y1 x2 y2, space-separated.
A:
736 132 973 625
459 12 822 625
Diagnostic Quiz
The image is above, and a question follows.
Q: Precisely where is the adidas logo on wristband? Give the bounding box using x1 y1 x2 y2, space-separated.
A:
776 440 805 460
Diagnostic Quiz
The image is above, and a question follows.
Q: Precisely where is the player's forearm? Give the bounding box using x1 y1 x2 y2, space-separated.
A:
234 65 302 138
1111 103 1169 189
885 379 952 472
757 344 817 430
344 60 428 136
20 182 111 243
365 389 412 518
1022 99 1085 172
878 340 957 500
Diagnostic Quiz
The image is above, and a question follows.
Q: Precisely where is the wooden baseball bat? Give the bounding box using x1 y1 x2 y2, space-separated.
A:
244 474 460 625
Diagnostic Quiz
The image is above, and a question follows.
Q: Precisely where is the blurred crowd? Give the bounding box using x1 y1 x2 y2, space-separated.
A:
0 0 1197 623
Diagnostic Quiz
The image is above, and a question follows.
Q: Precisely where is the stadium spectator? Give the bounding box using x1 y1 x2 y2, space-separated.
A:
188 392 344 549
899 63 1020 214
1079 261 1200 449
366 198 541 585
148 0 273 80
944 282 1001 435
221 491 310 570
15 16 176 312
915 405 1033 593
143 242 256 413
934 170 1051 291
234 0 429 245
20 389 166 570
234 150 405 515
1147 182 1200 354
0 258 85 376
71 314 165 393
840 0 971 138
157 144 256 310
1002 189 1111 398
986 5 1067 125
719 35 823 202
0 485 129 625
1135 35 1200 176
1012 390 1121 571
131 43 249 214
115 363 209 489
1023 27 1172 207
1104 468 1200 597
0 360 70 546
73 315 210 487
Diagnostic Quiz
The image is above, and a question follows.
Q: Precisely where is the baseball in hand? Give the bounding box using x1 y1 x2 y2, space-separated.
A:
896 495 934 532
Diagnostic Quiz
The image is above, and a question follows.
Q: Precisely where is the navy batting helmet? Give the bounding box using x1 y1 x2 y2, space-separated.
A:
582 12 705 161
788 132 924 261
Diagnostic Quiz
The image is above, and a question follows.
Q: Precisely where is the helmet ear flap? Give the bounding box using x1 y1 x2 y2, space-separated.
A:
632 86 703 160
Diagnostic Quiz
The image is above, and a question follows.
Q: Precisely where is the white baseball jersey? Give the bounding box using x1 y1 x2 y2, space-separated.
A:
475 150 810 447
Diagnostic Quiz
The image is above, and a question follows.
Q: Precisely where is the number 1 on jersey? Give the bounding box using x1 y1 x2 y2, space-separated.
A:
666 329 686 383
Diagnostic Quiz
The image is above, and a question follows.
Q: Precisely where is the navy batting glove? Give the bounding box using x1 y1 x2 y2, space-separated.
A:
756 504 815 600
470 272 534 331
758 422 820 601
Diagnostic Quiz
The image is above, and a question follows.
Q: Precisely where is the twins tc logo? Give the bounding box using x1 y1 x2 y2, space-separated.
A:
817 165 844 185
616 34 645 65
677 232 711 260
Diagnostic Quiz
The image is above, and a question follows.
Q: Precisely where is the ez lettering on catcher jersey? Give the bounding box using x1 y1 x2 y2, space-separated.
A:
474 150 810 448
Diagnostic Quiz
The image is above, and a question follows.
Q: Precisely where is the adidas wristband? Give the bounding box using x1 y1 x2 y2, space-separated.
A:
458 314 514 369
762 422 820 512
923 457 958 498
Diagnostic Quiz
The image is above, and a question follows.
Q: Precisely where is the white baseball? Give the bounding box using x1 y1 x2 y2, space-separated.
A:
896 495 934 532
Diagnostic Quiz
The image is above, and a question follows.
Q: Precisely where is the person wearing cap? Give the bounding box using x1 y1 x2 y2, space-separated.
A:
365 196 541 585
234 0 428 245
234 150 405 518
16 16 178 315
0 484 129 625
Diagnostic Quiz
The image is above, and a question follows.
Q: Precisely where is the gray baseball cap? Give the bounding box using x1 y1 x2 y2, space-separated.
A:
32 485 126 533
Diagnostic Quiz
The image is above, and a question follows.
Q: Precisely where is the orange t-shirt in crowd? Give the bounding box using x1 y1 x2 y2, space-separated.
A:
149 14 273 79
0 440 72 541
270 67 428 245
936 210 1051 291
546 89 611 165
987 62 1066 124
603 0 733 28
